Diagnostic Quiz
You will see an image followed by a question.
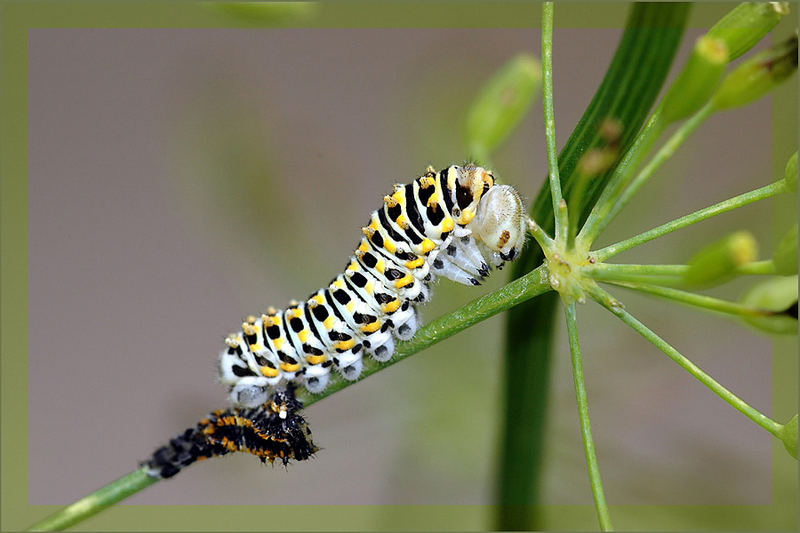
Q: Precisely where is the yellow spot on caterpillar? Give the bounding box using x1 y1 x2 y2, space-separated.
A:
383 195 398 208
441 217 454 232
298 330 309 343
225 335 238 348
375 259 386 274
306 354 326 365
383 238 396 254
362 226 375 237
333 278 345 289
420 239 435 254
381 299 401 313
405 256 425 269
394 274 414 289
242 322 258 336
334 339 355 351
427 192 439 207
391 189 404 205
346 301 355 313
260 366 279 378
361 320 381 333
425 165 436 174
419 175 435 189
395 214 409 229
280 362 300 372
358 241 369 253
346 261 358 272
323 316 335 330
249 344 261 352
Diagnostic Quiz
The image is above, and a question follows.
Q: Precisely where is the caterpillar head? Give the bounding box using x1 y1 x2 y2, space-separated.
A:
471 184 527 265
449 164 495 225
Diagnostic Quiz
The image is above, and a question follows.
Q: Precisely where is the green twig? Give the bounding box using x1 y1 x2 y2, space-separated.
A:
587 284 784 437
604 279 775 319
28 265 553 532
594 181 786 261
575 112 665 252
541 2 568 244
500 6 689 527
563 302 613 531
27 469 158 532
601 103 714 232
735 259 776 276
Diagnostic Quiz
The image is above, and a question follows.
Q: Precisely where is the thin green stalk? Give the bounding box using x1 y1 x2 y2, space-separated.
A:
499 5 688 529
28 265 553 532
595 181 786 260
601 103 715 233
541 2 568 244
587 284 784 437
605 279 775 318
584 263 688 284
575 111 665 251
735 259 776 275
27 469 158 532
563 303 613 531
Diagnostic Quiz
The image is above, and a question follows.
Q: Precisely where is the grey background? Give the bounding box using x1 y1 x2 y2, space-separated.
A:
28 22 782 509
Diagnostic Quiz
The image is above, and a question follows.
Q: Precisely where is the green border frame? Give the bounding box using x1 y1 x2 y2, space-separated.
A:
1 2 796 530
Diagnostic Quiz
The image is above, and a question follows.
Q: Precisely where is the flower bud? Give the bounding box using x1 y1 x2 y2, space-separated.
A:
707 2 790 61
465 54 541 161
661 36 728 123
784 151 797 193
772 224 797 275
711 35 798 111
684 231 758 286
740 276 798 335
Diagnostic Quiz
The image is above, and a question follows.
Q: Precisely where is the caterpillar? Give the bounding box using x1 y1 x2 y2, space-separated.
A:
219 163 527 408
144 387 317 478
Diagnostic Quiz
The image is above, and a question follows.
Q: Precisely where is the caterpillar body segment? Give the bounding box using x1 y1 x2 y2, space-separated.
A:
219 164 527 407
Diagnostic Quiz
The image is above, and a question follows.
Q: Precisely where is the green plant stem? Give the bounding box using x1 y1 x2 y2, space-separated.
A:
541 2 568 244
27 469 158 532
500 5 689 528
28 265 553 532
587 284 784 437
585 262 777 285
575 112 665 252
563 303 613 531
601 103 714 232
735 259 776 275
595 181 786 260
583 263 688 284
604 279 774 318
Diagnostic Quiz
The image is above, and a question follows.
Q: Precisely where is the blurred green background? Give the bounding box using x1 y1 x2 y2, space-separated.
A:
14 2 796 530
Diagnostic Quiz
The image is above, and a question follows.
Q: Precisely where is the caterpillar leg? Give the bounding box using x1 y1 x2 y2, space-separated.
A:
393 306 419 340
431 250 483 286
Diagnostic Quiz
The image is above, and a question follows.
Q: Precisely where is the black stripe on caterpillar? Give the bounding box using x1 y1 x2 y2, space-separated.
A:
143 387 317 479
219 164 527 407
